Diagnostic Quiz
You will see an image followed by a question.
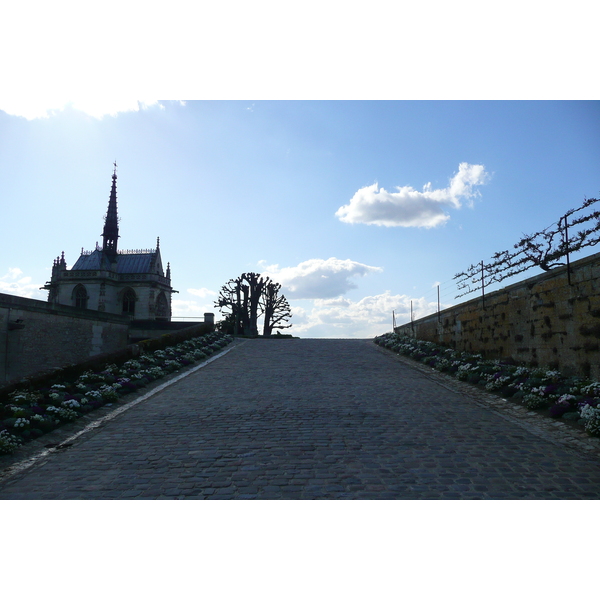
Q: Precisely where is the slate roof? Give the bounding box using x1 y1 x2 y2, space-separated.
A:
70 250 105 270
114 253 156 274
71 250 159 274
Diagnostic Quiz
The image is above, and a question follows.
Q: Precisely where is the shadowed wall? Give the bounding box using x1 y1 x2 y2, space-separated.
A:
0 293 130 384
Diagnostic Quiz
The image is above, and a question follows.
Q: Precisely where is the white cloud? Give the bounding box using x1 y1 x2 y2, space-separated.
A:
0 100 173 121
187 287 217 299
261 257 382 299
287 291 443 338
335 162 489 228
171 298 216 322
0 268 45 299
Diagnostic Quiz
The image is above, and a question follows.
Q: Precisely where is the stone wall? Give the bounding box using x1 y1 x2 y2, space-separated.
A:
128 313 215 343
394 252 600 380
0 293 130 384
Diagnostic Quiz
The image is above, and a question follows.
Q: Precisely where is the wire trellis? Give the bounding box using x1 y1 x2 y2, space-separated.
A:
454 196 600 299
393 195 600 327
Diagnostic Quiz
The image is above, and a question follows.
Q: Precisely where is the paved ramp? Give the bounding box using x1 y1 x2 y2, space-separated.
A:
1 338 599 499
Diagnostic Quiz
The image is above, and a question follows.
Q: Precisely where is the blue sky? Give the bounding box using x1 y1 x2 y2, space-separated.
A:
1 3 598 338
1 100 598 337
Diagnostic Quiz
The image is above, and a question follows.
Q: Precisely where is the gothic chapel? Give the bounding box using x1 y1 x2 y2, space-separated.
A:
44 164 174 320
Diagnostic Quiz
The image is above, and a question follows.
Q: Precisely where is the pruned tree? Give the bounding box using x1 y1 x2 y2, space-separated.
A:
455 196 600 298
215 278 246 335
215 272 268 336
260 281 293 336
240 272 267 337
215 273 292 336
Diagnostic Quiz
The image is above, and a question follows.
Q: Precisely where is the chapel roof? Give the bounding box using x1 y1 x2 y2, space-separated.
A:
71 249 161 275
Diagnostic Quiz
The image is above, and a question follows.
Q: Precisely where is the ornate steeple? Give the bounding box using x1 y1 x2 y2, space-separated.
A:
101 161 120 260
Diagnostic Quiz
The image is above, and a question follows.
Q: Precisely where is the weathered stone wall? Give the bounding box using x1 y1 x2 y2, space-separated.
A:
395 252 600 380
128 314 215 343
0 293 130 384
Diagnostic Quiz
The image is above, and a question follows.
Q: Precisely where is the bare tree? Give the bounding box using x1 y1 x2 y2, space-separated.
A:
239 272 268 336
215 272 271 336
260 282 293 336
215 278 245 335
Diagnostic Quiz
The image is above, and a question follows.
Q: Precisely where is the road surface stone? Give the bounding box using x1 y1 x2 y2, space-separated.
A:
1 338 599 499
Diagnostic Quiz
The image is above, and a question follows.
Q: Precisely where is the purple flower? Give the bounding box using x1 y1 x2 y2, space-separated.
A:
549 403 571 418
578 398 599 410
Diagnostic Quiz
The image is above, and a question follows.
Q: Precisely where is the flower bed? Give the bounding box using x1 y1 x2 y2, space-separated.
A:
374 332 600 437
0 332 232 455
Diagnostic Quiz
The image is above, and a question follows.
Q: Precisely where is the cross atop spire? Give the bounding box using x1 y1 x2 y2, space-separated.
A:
102 163 120 260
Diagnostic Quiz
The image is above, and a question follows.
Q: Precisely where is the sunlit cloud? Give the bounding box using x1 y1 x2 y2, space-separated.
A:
336 162 490 228
0 100 185 121
171 297 216 321
0 268 45 299
287 291 442 338
187 287 217 298
261 257 382 299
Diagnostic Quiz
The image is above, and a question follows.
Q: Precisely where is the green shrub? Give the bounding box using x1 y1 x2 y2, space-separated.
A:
523 394 550 409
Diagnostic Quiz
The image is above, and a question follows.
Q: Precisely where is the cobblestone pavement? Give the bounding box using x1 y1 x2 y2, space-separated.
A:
1 338 600 499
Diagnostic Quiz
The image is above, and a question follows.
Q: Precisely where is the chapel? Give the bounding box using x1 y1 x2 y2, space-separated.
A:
44 164 174 320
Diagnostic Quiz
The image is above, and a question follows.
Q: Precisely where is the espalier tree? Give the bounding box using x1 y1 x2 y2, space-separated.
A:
215 272 292 336
455 195 600 298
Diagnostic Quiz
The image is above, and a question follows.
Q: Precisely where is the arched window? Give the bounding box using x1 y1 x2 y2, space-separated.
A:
122 288 136 316
155 292 168 319
73 285 88 309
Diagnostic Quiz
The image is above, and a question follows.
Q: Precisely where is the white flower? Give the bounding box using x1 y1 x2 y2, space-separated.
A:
62 399 81 409
580 404 600 420
0 430 21 453
581 383 600 398
557 394 576 405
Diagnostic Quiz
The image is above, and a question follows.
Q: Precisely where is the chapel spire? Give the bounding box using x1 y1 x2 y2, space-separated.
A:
101 161 120 260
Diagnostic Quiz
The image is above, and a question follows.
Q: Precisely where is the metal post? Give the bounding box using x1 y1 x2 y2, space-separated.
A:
3 307 9 383
481 261 485 309
437 285 441 322
563 215 572 285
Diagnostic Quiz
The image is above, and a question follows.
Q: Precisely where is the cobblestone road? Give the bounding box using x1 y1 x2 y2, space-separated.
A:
1 338 600 499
